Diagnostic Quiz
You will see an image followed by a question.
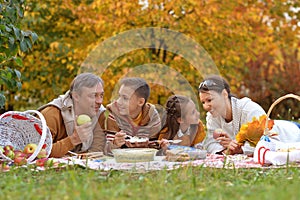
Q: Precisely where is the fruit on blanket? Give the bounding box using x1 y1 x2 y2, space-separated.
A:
37 148 47 159
77 114 91 125
35 158 54 167
14 153 27 166
23 143 37 154
213 128 223 139
14 150 26 158
3 149 15 159
1 163 10 171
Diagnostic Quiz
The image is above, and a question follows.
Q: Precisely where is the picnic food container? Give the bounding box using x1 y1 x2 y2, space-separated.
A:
0 110 53 163
187 149 207 160
112 148 158 163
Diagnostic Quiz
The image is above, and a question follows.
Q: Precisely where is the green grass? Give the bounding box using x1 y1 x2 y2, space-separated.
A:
1 165 300 200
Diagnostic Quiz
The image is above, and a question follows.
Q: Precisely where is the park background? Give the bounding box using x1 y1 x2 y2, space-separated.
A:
1 0 300 120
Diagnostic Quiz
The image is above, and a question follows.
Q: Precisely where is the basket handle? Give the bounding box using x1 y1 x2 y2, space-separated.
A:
24 110 48 163
264 94 300 135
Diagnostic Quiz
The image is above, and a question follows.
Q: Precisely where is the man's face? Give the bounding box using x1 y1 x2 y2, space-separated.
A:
116 84 143 118
74 83 104 117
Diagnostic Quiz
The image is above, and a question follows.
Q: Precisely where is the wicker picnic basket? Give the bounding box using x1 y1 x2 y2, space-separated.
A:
263 93 300 136
254 94 300 165
0 110 52 163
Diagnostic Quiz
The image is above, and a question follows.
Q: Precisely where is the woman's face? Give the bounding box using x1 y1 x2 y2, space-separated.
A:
199 90 227 118
181 100 200 125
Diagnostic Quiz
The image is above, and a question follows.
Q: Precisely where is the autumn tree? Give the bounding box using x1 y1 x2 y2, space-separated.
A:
0 0 38 112
16 0 300 118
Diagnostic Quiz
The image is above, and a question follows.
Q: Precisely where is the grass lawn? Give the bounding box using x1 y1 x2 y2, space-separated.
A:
0 165 299 200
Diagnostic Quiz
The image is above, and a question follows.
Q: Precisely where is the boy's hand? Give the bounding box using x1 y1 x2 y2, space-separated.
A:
113 131 126 147
125 140 149 148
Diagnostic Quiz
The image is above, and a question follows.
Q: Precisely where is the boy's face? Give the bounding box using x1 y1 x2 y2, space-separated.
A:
117 84 145 118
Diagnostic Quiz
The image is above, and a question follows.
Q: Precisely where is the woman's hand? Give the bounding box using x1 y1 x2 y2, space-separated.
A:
226 140 243 155
216 132 232 148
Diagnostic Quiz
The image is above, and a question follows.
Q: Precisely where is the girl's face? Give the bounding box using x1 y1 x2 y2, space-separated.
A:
199 90 227 118
181 100 200 125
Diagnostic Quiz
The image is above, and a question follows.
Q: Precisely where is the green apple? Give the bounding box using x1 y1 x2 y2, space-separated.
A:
23 143 38 154
4 149 15 159
76 114 91 126
37 148 47 159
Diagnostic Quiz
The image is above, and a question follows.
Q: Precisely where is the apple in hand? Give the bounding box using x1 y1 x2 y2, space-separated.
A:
213 128 223 139
37 149 47 159
77 114 91 126
23 143 37 154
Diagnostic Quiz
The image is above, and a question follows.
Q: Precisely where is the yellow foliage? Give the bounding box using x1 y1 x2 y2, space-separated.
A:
236 115 274 147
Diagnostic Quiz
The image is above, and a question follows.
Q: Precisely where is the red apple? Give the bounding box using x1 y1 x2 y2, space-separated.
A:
23 143 37 154
14 154 27 166
4 145 14 152
14 150 26 158
1 163 10 171
35 158 49 167
37 149 47 159
25 153 33 159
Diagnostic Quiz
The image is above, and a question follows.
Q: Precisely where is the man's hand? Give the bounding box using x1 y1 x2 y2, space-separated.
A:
70 122 93 146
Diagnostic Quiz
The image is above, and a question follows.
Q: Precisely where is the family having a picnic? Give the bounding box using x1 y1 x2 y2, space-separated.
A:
38 72 300 158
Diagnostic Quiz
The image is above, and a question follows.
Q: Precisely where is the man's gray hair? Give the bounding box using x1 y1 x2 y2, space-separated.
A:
70 73 104 95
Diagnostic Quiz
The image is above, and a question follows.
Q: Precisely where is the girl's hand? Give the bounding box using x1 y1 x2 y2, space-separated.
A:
159 139 170 151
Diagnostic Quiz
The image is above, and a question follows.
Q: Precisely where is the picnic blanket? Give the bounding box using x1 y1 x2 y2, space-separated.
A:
46 154 299 172
2 153 300 172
